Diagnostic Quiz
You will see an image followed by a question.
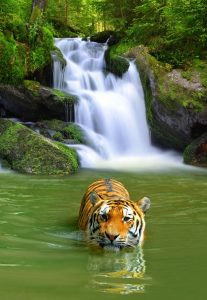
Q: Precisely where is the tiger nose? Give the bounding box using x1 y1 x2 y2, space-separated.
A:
105 232 119 241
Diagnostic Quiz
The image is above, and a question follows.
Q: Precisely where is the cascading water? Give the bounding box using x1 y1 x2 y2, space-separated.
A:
53 38 181 170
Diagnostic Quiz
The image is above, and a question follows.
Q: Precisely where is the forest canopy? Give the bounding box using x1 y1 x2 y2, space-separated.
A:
0 0 207 85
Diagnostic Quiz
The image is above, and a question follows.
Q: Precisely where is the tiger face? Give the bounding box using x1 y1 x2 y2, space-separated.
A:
87 193 150 250
78 179 150 251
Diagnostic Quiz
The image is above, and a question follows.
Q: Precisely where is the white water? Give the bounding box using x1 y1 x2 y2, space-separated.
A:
54 38 182 171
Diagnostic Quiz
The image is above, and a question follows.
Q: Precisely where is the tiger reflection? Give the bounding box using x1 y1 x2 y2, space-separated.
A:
87 247 149 295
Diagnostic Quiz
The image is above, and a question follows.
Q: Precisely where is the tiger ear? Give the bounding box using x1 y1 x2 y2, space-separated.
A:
89 192 102 206
137 197 151 213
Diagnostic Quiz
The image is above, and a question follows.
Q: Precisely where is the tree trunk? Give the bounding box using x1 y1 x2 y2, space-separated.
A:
32 0 48 11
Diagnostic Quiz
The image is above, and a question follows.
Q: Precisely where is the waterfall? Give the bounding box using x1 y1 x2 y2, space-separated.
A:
53 38 181 170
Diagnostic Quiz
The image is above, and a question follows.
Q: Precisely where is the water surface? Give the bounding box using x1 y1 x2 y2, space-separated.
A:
0 168 206 300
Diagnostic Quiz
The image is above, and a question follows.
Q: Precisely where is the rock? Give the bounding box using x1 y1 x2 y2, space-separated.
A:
36 119 85 144
0 118 79 175
90 31 122 45
104 48 130 78
183 133 207 167
61 124 85 144
0 81 77 122
126 46 207 150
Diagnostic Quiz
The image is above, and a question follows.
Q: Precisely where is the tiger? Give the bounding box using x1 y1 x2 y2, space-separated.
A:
78 178 150 250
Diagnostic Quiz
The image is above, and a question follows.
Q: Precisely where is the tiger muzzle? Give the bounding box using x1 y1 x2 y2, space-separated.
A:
105 232 120 242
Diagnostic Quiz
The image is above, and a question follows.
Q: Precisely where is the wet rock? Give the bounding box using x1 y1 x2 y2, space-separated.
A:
0 118 79 175
0 82 77 122
104 48 130 78
183 132 207 167
126 46 207 150
90 31 122 45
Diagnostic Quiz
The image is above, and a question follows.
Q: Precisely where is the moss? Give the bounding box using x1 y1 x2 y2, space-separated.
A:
51 46 67 67
52 89 77 105
29 6 41 24
129 46 206 117
0 119 79 175
23 80 40 96
54 142 79 173
62 124 85 144
0 32 26 85
39 119 67 131
53 131 64 141
29 23 54 73
104 48 130 77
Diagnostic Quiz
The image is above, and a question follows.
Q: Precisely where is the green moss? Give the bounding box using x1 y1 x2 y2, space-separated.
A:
23 80 40 96
104 48 130 77
53 131 64 142
62 124 85 144
39 119 67 131
29 22 54 73
29 6 41 24
51 46 67 67
54 142 79 173
0 119 79 175
0 32 26 85
52 89 77 105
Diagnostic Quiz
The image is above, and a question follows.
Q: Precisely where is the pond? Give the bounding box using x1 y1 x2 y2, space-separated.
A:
0 167 206 300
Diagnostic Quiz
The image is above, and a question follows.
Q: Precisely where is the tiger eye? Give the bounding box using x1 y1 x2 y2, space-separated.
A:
100 213 108 222
123 216 131 222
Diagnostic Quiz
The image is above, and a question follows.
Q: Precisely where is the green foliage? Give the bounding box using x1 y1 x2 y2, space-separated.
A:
0 32 26 85
29 23 54 72
127 0 207 67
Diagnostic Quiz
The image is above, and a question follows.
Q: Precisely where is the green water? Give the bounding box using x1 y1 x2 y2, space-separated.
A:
0 168 206 300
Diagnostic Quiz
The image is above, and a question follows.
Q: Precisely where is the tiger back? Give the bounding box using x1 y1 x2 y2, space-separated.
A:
78 178 150 250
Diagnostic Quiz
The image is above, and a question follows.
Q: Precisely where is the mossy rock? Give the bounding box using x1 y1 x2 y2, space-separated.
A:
37 119 67 131
62 124 85 144
183 132 207 168
90 31 122 45
126 45 207 151
53 131 64 142
104 48 130 77
51 46 67 67
0 83 77 121
0 118 79 175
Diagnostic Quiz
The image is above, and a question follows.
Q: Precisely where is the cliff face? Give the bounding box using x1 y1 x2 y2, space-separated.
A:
126 46 207 153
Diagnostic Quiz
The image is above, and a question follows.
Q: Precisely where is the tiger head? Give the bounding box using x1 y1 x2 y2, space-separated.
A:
87 193 150 251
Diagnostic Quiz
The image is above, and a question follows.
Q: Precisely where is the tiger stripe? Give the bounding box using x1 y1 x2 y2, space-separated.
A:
78 178 150 250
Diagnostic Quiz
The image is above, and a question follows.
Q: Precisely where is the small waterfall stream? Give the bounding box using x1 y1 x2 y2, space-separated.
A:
54 38 181 170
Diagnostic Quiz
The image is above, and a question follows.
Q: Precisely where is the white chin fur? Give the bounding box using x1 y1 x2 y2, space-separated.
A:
103 245 121 252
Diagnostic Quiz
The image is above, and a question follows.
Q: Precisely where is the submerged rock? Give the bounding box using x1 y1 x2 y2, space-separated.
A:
183 133 207 167
0 81 77 122
0 118 79 175
126 46 207 151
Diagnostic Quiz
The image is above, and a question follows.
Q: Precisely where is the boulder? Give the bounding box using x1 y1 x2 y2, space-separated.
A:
0 81 77 122
90 31 122 45
104 48 130 78
126 46 207 151
183 133 207 167
0 118 79 175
